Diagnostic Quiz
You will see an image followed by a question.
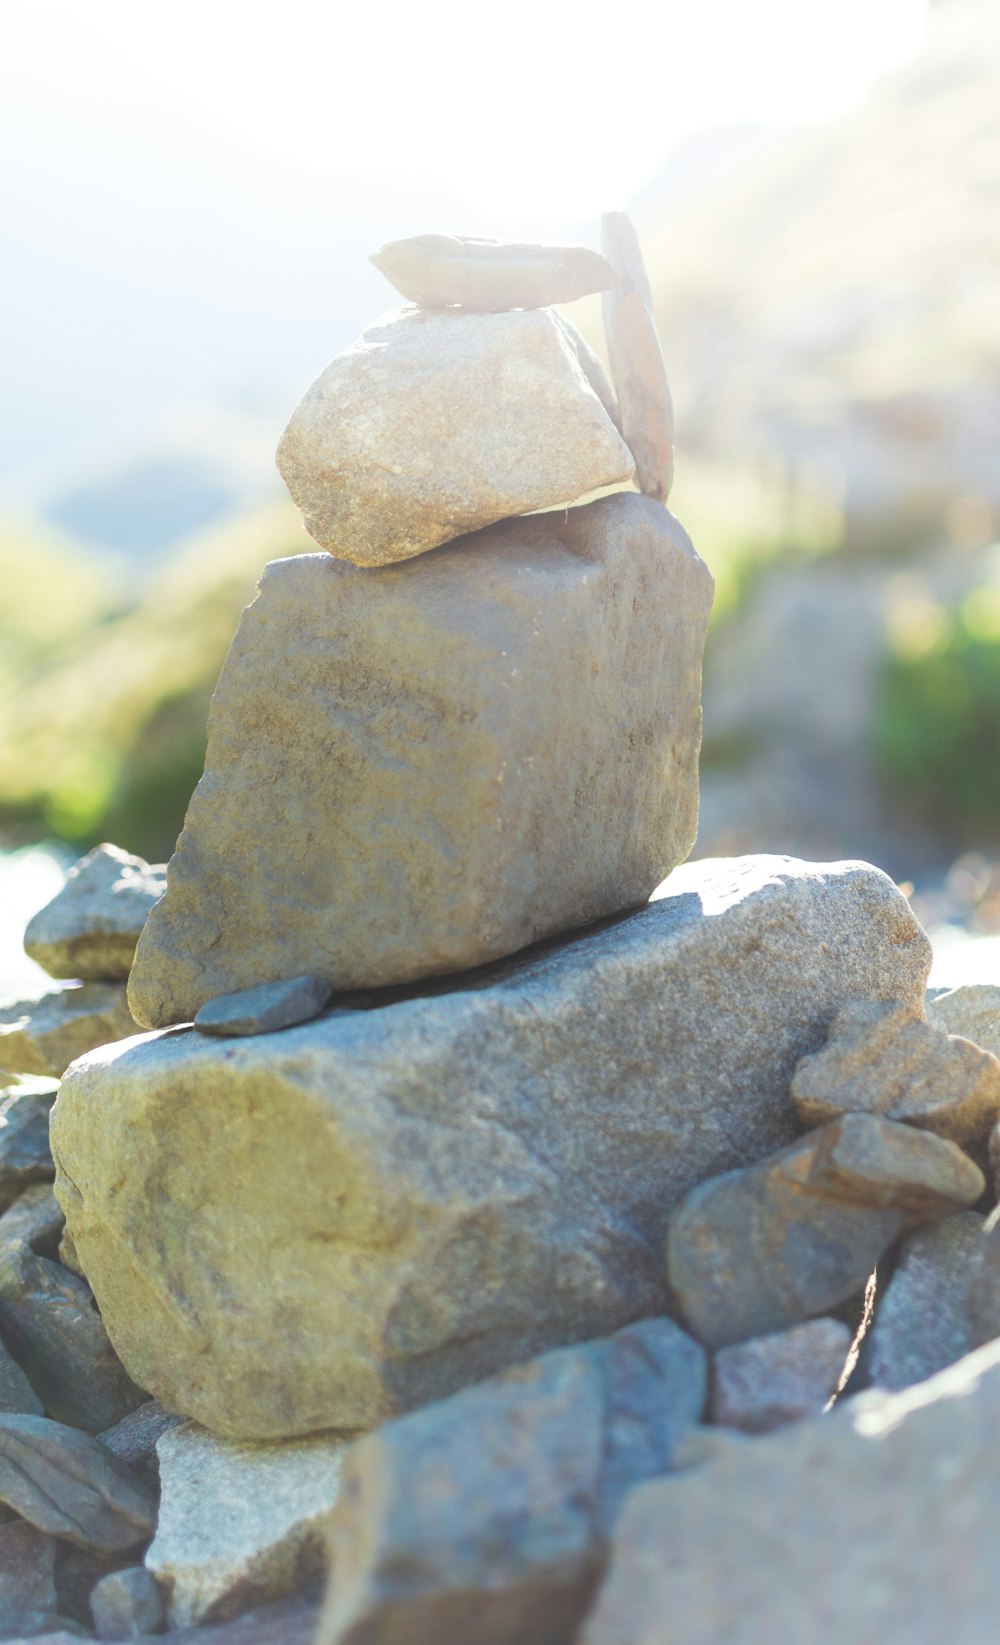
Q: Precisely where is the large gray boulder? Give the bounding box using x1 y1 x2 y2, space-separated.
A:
128 494 712 1028
55 856 929 1440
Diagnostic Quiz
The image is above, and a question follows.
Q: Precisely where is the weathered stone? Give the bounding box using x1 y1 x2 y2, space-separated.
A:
54 1545 129 1630
0 1415 155 1553
0 984 137 1080
276 306 634 566
147 1422 349 1629
864 1211 987 1390
0 1186 64 1259
927 982 1000 1056
369 233 614 311
318 1318 704 1645
0 1088 57 1214
91 1567 164 1640
966 1204 1000 1347
62 857 929 1438
580 1337 1000 1645
710 1317 852 1432
792 998 1000 1151
99 1402 185 1488
0 1520 57 1620
601 211 674 501
0 1617 88 1641
57 1227 84 1278
194 977 332 1039
551 313 620 428
128 494 712 1025
23 846 165 983
144 1597 318 1645
666 1113 984 1349
0 1334 44 1415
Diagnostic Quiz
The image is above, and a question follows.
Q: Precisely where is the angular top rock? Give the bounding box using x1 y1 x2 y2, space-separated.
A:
276 306 634 565
370 233 614 311
24 846 165 982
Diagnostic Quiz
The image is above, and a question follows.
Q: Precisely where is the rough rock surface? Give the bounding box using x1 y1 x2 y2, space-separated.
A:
0 1333 44 1415
99 1402 186 1487
0 985 137 1080
580 1338 1000 1645
60 856 930 1438
792 998 1000 1150
927 983 1000 1056
319 1319 705 1645
0 1414 155 1553
966 1206 1000 1345
551 314 620 428
23 846 165 983
0 1519 57 1619
90 1566 165 1640
666 1113 983 1349
864 1211 987 1390
194 977 332 1039
146 1422 350 1628
710 1317 852 1432
276 306 634 565
128 494 712 1024
601 211 674 501
0 1088 56 1214
369 233 614 310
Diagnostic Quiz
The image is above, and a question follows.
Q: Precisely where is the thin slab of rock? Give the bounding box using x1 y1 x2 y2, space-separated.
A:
792 998 1000 1151
0 1414 155 1554
146 1423 350 1629
0 1088 56 1214
194 977 332 1039
127 494 712 1024
59 856 930 1439
580 1338 1000 1645
710 1317 852 1433
666 1113 984 1349
863 1211 988 1391
601 210 674 501
369 233 614 310
319 1319 705 1645
0 985 137 1080
24 847 165 983
99 1402 186 1488
90 1567 164 1640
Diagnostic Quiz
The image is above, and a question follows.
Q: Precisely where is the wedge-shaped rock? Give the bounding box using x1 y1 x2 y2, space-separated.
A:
128 494 712 1026
319 1319 705 1645
0 985 137 1080
276 307 634 565
666 1113 984 1349
370 233 614 310
24 846 165 983
581 1338 1000 1645
59 857 929 1438
0 1415 155 1554
792 998 1000 1151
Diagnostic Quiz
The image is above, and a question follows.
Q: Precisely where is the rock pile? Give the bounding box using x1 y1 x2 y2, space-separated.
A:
3 217 1000 1642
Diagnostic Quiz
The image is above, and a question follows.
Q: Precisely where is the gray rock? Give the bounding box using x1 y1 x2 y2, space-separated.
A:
318 1318 705 1645
0 1088 57 1214
0 985 137 1080
792 998 1000 1151
276 306 634 566
580 1338 1000 1645
23 846 165 983
710 1317 853 1432
146 1422 350 1629
0 1186 65 1258
55 1545 129 1630
98 1403 185 1489
0 1334 44 1416
135 1597 318 1645
601 211 674 502
864 1211 987 1390
666 1113 984 1349
0 1519 57 1620
193 977 332 1039
0 1414 155 1553
127 494 712 1026
927 983 1000 1056
551 313 620 429
0 1616 89 1641
369 233 614 310
965 1205 1000 1346
91 1567 164 1639
57 1228 84 1278
62 857 929 1438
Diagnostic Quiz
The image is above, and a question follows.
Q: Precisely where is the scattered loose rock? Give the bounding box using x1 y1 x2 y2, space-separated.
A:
91 1566 165 1640
666 1113 983 1349
0 1088 57 1213
0 1414 156 1554
0 984 137 1080
147 1422 350 1629
193 977 332 1039
601 210 674 501
369 233 614 311
710 1317 852 1433
24 846 165 983
863 1211 988 1390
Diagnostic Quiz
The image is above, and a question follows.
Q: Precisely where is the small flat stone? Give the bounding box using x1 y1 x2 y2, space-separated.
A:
601 211 674 501
666 1113 984 1349
0 1519 57 1619
194 977 332 1039
792 998 1000 1151
99 1402 185 1488
0 1088 57 1215
24 847 165 983
91 1567 164 1640
0 985 137 1081
864 1211 987 1391
710 1318 852 1433
370 233 614 311
0 1414 156 1553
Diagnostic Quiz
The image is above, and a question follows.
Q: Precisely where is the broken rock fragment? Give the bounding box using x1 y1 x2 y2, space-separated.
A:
0 985 137 1081
370 233 614 310
24 846 165 983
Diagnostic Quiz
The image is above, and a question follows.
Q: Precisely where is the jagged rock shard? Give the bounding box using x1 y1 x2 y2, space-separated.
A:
59 857 930 1440
370 233 615 311
24 845 165 983
601 210 674 502
128 493 712 1027
275 306 634 566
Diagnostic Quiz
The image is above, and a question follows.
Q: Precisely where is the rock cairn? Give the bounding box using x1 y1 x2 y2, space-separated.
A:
0 218 999 1642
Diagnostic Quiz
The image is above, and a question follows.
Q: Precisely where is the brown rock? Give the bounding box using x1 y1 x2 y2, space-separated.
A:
23 846 165 984
0 1087 56 1216
601 211 674 501
369 232 614 310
